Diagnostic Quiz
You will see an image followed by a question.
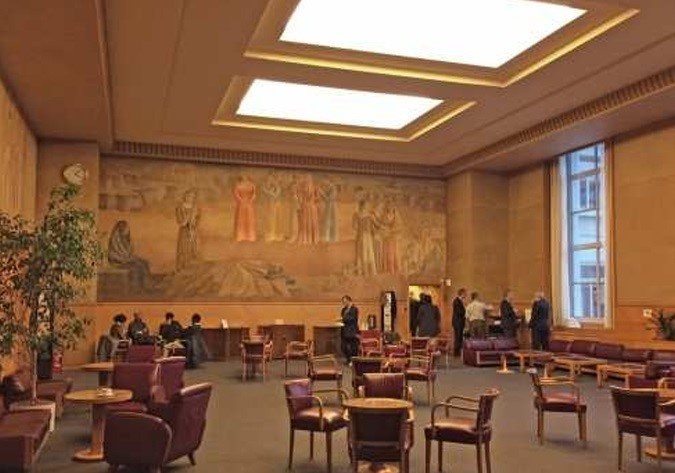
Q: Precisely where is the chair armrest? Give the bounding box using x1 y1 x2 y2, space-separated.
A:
104 412 172 466
312 388 350 405
541 381 581 402
430 401 479 427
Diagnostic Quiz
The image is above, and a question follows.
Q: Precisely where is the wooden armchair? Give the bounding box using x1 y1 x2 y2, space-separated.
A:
405 355 437 405
351 357 384 396
285 340 313 377
240 339 273 381
410 337 431 357
359 338 382 357
424 389 499 473
284 379 348 473
431 336 452 369
308 355 343 390
528 369 587 447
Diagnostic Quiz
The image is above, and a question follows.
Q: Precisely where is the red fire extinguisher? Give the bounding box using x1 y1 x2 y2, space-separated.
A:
51 351 63 374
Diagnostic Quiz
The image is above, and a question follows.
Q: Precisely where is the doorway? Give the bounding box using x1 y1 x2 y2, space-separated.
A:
407 283 443 337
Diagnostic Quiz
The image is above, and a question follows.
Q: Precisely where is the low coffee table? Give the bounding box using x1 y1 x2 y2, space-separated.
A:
551 355 606 381
65 389 132 462
510 350 553 373
596 363 646 388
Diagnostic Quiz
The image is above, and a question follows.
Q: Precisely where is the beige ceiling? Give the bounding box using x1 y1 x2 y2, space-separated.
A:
0 0 675 174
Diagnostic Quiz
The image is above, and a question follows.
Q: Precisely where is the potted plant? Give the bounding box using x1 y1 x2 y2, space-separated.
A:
0 184 101 403
644 309 675 341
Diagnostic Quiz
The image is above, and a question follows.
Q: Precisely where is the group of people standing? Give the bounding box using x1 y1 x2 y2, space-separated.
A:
451 288 552 356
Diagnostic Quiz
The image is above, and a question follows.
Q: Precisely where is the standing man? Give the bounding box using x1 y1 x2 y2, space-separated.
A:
500 290 518 339
529 291 552 350
466 292 491 339
409 291 420 337
340 295 359 364
452 288 467 357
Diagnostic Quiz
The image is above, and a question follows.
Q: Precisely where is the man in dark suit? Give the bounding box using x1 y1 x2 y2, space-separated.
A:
529 292 552 350
452 288 467 357
409 292 420 337
340 295 359 364
500 290 518 339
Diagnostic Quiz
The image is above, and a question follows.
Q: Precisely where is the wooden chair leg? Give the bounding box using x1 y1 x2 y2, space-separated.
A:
288 428 295 470
657 432 663 473
326 431 333 473
636 435 642 462
188 452 196 465
537 409 544 444
285 357 289 377
427 381 432 406
425 438 431 473
485 441 492 473
476 441 483 473
579 411 587 448
309 431 314 460
242 362 246 381
438 440 443 473
618 432 623 472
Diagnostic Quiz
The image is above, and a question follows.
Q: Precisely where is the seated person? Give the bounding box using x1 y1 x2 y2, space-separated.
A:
96 314 128 361
183 314 210 369
159 312 183 344
127 312 150 344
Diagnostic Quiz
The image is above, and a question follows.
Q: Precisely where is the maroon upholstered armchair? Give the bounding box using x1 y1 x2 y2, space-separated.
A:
125 344 159 362
529 369 587 447
151 357 186 413
106 362 160 414
285 340 313 377
359 338 383 357
308 355 343 390
1 367 73 417
348 403 412 473
351 357 384 396
611 387 675 472
359 373 412 401
424 389 499 473
284 378 348 473
240 340 272 381
104 383 212 472
405 355 437 405
410 337 431 357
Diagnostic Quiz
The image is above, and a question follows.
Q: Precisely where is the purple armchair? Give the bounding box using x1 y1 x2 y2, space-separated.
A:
104 383 213 472
106 362 159 414
125 344 159 362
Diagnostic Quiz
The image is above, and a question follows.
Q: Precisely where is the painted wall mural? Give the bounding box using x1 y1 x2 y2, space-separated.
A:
98 157 446 301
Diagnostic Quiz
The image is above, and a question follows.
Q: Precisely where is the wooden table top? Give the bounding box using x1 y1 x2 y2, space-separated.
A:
598 362 645 371
343 397 413 411
81 362 114 372
553 355 606 365
65 389 132 405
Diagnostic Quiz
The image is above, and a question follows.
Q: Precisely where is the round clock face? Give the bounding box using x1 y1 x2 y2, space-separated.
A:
62 163 88 186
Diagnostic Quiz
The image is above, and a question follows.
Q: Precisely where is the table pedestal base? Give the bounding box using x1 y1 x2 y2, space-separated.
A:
73 449 104 462
497 355 513 374
644 446 675 461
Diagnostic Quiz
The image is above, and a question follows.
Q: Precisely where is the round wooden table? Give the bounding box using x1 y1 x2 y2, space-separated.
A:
81 362 114 386
64 389 132 462
343 398 413 473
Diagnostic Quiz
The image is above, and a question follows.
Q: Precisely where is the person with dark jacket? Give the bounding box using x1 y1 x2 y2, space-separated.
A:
183 313 210 368
409 292 421 336
159 312 183 343
340 295 359 363
127 312 150 344
452 288 467 356
500 290 518 339
529 292 552 350
417 293 440 337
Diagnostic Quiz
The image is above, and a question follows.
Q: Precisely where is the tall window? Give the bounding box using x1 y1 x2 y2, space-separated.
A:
562 143 606 320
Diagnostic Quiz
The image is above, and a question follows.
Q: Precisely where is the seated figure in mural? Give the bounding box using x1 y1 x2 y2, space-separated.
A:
108 220 152 292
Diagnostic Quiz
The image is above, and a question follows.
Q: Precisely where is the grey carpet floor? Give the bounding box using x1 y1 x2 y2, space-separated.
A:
35 359 675 473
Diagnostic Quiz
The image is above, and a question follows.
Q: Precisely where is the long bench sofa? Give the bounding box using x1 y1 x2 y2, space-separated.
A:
463 336 675 374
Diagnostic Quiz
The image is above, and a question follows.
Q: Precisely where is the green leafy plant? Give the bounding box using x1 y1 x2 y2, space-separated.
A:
0 184 102 402
644 309 675 341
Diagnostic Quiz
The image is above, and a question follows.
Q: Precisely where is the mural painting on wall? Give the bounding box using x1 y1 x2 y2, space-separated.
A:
98 157 446 301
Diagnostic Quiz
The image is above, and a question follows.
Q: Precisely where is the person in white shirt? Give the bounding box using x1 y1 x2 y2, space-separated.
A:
466 292 491 338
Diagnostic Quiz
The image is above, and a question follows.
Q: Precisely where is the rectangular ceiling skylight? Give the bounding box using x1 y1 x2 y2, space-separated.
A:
280 0 586 69
236 79 442 129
